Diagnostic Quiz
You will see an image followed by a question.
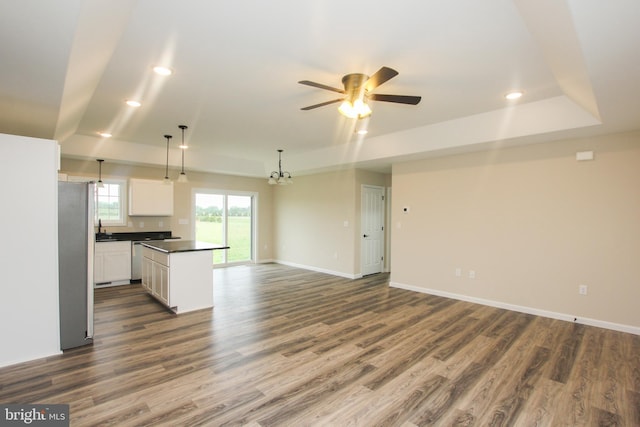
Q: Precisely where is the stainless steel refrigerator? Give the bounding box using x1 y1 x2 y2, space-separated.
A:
58 181 95 350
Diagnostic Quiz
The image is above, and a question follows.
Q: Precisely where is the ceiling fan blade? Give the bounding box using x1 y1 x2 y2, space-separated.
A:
365 66 399 91
300 98 343 110
298 80 345 94
369 94 422 105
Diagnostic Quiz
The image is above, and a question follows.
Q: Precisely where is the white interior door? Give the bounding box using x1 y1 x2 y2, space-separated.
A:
361 185 385 276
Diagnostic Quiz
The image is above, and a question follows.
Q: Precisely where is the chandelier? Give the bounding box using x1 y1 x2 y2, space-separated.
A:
267 149 293 185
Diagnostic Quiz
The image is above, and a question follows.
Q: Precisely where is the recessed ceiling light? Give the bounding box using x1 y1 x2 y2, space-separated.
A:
126 99 141 107
153 66 173 76
505 91 524 100
98 132 112 138
355 117 369 135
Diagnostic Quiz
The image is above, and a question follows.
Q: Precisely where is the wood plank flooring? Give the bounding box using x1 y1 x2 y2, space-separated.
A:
1 263 639 426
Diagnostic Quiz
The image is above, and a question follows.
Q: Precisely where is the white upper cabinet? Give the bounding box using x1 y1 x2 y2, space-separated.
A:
128 178 174 216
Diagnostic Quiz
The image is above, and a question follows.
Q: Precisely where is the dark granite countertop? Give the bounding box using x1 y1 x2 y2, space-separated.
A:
141 240 229 253
96 231 179 242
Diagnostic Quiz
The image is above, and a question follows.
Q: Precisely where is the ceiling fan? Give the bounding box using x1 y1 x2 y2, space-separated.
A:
298 66 421 119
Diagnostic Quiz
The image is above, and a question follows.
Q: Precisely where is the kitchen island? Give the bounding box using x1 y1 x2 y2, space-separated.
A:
140 240 229 314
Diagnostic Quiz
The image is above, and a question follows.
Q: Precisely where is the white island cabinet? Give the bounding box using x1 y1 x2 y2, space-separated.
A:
141 241 228 314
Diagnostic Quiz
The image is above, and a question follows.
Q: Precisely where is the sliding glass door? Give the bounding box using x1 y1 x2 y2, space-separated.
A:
194 191 254 265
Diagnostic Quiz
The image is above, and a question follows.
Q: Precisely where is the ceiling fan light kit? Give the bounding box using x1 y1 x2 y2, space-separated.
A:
299 66 421 119
338 73 372 119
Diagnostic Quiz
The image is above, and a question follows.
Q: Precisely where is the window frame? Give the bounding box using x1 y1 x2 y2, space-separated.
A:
66 176 128 227
95 178 127 226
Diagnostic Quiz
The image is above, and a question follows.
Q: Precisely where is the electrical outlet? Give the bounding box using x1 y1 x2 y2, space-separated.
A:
468 270 476 279
579 284 588 295
455 268 462 277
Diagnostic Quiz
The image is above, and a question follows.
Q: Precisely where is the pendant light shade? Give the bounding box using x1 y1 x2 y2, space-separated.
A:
267 149 293 185
163 134 172 183
177 125 188 183
96 159 105 188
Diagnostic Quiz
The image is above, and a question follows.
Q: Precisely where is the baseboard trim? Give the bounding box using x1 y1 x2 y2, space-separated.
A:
390 281 640 336
274 260 358 279
0 349 62 369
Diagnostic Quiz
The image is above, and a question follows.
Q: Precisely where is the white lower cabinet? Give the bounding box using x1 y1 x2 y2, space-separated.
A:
95 241 132 284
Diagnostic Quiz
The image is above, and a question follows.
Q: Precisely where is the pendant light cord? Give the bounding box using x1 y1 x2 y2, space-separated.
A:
164 135 172 180
179 125 188 173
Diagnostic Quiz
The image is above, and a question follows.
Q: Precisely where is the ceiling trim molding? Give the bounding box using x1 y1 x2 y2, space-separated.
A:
514 0 601 120
54 2 136 142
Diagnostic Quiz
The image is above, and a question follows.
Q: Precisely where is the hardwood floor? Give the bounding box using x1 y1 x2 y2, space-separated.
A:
1 263 638 426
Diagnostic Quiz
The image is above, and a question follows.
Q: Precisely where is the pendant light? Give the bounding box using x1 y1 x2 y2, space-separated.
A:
177 125 188 183
96 159 105 188
163 134 172 184
267 149 293 185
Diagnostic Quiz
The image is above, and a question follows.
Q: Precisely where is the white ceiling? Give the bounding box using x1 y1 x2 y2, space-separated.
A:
1 0 639 177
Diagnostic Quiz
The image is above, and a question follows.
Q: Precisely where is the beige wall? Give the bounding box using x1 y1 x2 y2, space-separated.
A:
273 168 390 277
60 157 391 274
391 130 640 329
60 159 274 262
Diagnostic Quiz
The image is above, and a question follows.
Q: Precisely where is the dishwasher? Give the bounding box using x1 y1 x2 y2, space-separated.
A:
131 240 162 282
130 232 179 282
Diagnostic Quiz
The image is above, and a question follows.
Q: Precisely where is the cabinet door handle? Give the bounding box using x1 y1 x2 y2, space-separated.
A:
363 234 369 238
